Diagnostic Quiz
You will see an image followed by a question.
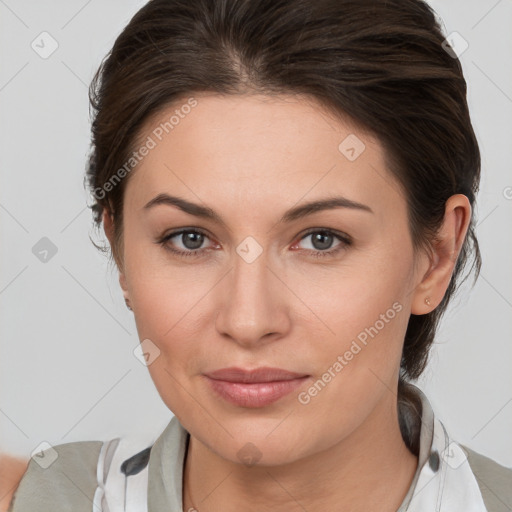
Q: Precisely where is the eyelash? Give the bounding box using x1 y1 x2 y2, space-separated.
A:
156 228 352 259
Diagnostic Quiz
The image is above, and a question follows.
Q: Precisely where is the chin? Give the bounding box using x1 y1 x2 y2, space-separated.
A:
191 418 314 466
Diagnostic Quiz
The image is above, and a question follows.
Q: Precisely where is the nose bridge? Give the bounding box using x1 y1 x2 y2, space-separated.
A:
215 239 289 344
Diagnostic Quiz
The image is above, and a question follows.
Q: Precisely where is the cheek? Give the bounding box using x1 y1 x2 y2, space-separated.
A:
309 296 406 391
124 235 194 337
130 273 200 360
128 269 205 414
125 248 216 382
296 248 409 339
293 272 408 438
293 248 411 394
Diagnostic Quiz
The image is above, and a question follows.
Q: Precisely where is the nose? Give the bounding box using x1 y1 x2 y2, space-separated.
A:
215 246 292 348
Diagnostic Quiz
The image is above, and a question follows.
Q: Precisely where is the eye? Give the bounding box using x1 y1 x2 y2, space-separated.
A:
157 228 216 258
156 227 352 260
292 229 352 258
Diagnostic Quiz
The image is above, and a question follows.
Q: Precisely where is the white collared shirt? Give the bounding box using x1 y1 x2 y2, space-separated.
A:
397 385 488 511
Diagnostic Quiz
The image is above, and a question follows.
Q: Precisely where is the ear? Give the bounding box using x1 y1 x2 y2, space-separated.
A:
102 208 129 299
411 194 471 314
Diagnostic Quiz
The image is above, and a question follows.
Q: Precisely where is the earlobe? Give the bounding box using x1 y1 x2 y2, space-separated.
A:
120 273 133 310
119 272 129 295
410 251 438 314
410 194 471 315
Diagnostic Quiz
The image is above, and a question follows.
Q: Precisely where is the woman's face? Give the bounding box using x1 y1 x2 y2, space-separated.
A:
115 93 430 465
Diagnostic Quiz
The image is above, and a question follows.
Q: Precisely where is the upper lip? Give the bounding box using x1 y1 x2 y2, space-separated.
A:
204 367 309 383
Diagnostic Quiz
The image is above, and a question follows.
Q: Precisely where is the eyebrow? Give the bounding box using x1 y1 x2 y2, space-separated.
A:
143 193 373 225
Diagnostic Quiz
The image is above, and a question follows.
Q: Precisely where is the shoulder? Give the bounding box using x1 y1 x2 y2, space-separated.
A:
8 440 102 512
459 444 512 511
0 454 27 512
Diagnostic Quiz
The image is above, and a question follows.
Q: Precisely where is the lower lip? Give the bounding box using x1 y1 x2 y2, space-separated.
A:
204 376 309 408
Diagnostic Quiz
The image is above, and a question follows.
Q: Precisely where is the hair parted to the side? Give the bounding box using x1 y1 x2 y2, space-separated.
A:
84 0 481 446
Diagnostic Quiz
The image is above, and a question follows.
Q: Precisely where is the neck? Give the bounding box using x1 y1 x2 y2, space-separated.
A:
182 392 418 512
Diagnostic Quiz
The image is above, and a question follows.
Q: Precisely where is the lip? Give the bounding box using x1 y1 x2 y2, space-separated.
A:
204 366 309 383
203 367 310 408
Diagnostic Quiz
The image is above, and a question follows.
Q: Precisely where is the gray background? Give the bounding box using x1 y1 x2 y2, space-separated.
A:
1 0 511 467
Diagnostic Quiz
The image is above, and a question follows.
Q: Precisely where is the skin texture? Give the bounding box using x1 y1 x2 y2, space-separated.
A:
0 455 27 512
103 93 471 512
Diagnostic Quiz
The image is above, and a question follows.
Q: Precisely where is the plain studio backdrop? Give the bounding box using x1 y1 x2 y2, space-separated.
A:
1 0 511 467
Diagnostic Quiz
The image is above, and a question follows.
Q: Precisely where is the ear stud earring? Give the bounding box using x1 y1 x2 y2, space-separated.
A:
425 297 431 306
125 298 133 311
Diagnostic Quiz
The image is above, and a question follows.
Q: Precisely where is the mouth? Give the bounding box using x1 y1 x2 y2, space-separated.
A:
202 367 311 408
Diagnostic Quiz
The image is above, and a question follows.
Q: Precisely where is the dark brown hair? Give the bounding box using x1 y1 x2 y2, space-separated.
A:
85 0 481 442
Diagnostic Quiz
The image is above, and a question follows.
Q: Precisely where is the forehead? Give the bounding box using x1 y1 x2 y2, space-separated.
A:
124 93 405 221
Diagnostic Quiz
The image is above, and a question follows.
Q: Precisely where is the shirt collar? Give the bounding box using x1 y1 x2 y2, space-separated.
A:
397 384 488 511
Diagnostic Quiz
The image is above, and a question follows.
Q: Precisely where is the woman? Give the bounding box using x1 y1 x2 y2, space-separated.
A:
8 0 511 510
